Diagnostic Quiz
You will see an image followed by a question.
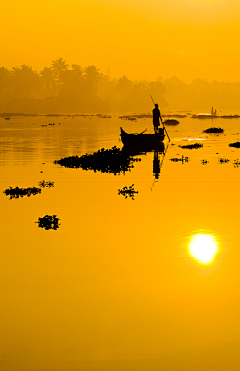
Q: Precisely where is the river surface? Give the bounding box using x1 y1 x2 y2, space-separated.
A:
1 113 240 371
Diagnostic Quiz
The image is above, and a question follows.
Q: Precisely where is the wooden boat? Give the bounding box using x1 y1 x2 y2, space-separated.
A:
120 127 165 148
122 141 165 156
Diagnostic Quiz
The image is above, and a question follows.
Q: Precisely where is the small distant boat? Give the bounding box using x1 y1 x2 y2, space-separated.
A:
120 127 165 148
192 107 218 119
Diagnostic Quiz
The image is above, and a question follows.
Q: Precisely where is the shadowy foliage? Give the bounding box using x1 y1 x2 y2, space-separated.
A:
233 160 240 167
164 119 180 125
3 186 41 199
218 158 230 164
38 180 54 188
229 142 240 148
118 184 138 199
179 143 203 149
170 155 189 163
203 127 224 133
36 215 60 230
4 61 240 112
54 146 141 175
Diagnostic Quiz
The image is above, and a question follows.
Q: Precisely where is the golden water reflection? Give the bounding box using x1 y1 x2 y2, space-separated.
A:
189 233 219 265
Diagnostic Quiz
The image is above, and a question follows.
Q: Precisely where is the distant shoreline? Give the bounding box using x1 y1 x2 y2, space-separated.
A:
1 112 240 119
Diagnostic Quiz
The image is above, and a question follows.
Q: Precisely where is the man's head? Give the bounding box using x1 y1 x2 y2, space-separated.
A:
155 103 158 108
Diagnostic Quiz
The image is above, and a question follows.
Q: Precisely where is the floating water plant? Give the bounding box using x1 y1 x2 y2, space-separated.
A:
36 215 60 230
118 114 186 120
164 119 180 125
118 184 138 199
201 159 209 165
38 180 54 188
221 115 240 119
229 142 240 148
119 116 137 121
218 158 230 164
54 146 141 175
3 186 41 199
170 155 189 163
179 143 203 149
233 160 240 167
203 127 224 134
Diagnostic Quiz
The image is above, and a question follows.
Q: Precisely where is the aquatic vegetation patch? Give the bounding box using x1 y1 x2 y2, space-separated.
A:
119 114 186 120
38 180 54 188
170 155 189 163
203 127 224 134
201 159 209 165
119 115 137 121
192 114 217 119
118 184 138 199
179 143 203 149
218 158 230 164
119 114 150 120
54 146 141 175
3 186 41 199
95 114 112 118
229 142 240 148
221 115 240 119
163 114 187 118
164 119 180 125
36 215 60 230
233 160 240 167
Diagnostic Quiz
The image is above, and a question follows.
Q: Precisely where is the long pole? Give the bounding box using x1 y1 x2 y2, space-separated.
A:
150 95 170 141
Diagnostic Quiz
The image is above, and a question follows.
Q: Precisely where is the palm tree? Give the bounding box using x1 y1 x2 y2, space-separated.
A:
72 64 83 86
0 67 10 99
40 67 57 96
51 58 69 95
11 67 21 99
19 65 38 98
116 76 132 92
11 65 39 99
83 65 100 96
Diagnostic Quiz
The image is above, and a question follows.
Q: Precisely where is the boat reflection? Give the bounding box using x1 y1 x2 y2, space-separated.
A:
188 233 219 265
122 142 167 179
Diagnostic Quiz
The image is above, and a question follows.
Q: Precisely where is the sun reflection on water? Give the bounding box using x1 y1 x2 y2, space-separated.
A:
189 233 218 264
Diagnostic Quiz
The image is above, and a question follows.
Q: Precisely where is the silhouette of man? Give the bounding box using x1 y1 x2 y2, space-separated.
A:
153 103 162 133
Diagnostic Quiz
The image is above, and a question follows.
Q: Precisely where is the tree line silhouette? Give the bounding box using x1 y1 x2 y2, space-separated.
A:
1 58 240 113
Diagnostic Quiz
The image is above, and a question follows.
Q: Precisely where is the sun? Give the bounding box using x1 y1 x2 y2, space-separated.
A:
189 234 218 264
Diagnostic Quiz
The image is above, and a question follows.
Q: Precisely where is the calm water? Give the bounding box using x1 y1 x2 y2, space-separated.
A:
1 113 240 370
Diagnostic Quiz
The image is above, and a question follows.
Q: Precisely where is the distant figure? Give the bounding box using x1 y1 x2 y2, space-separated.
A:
153 103 162 133
211 107 217 116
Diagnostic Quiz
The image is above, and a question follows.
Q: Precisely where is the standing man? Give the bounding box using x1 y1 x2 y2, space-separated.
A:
152 103 162 133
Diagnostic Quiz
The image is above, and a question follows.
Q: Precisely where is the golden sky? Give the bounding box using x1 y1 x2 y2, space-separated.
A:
2 0 240 82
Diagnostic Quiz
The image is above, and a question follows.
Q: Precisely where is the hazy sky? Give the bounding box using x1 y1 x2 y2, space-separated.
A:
2 0 240 82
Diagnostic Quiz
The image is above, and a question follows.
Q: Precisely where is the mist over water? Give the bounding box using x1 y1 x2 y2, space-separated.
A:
1 113 240 370
2 60 240 114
